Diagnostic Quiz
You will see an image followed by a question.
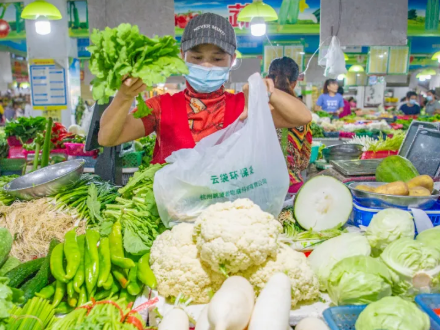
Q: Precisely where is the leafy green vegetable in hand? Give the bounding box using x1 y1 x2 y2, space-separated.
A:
88 23 189 118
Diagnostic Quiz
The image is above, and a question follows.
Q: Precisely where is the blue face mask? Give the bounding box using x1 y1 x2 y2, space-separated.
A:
184 62 230 93
409 99 417 105
427 96 433 101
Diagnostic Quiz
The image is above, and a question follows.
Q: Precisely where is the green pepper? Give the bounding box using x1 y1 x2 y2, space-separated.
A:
127 264 143 296
73 234 85 293
109 221 135 269
64 230 81 280
68 292 78 307
54 301 74 314
111 280 120 294
137 253 157 289
102 273 114 291
97 237 111 287
94 288 112 300
67 280 75 298
77 285 88 307
85 229 100 296
35 282 55 299
50 243 68 283
119 288 136 303
52 280 66 307
112 266 129 289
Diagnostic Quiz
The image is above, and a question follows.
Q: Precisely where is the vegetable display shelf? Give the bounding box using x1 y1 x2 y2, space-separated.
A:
360 150 398 159
415 294 440 330
323 305 366 330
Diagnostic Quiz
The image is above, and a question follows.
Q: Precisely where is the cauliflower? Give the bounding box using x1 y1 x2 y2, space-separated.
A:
238 243 320 307
150 223 224 304
193 199 282 274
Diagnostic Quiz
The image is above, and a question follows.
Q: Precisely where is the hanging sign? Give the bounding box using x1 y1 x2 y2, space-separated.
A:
29 59 68 111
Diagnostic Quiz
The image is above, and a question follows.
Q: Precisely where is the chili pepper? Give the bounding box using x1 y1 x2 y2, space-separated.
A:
109 221 135 269
64 230 81 280
111 280 120 294
112 266 130 289
85 229 100 296
54 301 74 314
77 285 88 307
35 282 55 299
52 279 66 307
97 237 111 287
73 234 85 293
127 264 143 296
68 292 78 307
94 288 112 300
103 273 114 291
119 288 136 303
67 280 75 298
137 253 157 289
50 243 68 283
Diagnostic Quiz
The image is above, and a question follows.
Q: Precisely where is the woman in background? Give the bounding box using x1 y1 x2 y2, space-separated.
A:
315 79 344 116
337 86 351 118
399 91 421 115
268 57 312 193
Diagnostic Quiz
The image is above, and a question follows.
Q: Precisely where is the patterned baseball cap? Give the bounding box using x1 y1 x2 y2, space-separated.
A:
181 13 237 56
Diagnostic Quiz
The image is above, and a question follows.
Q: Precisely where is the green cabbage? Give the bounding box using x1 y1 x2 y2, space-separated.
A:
365 209 415 257
327 255 394 305
416 226 440 253
308 233 371 291
355 296 430 330
380 238 440 298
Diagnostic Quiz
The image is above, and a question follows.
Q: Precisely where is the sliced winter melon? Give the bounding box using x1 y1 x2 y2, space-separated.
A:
294 176 352 231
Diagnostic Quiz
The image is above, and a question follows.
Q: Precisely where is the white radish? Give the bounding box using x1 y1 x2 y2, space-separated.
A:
158 308 189 330
208 276 255 330
248 273 291 330
295 317 329 330
195 305 212 330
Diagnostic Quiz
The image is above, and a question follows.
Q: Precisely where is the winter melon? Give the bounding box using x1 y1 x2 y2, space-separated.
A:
375 156 419 183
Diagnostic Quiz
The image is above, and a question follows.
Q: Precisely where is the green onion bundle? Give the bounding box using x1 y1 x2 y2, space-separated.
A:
8 297 55 330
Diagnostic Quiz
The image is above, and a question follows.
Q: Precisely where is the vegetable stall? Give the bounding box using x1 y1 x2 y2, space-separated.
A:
1 24 440 330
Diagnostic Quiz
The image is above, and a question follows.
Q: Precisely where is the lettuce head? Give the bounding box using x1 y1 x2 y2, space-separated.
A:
416 226 440 253
365 208 415 257
327 255 394 305
355 296 430 330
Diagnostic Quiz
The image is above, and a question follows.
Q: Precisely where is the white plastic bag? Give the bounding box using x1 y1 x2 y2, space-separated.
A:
324 36 347 78
153 73 289 226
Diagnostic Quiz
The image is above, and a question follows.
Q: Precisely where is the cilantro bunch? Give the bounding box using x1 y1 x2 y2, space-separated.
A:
88 23 189 118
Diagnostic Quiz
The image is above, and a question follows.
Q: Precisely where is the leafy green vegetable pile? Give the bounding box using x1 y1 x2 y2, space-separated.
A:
0 176 18 206
0 277 24 330
310 122 324 138
5 117 47 144
88 23 189 118
101 164 167 256
367 131 405 152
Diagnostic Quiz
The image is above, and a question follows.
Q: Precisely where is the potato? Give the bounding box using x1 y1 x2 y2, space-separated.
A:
374 182 409 196
407 175 434 193
356 184 376 192
409 186 431 196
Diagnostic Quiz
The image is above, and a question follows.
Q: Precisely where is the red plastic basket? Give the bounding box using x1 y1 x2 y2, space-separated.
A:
7 136 32 147
22 149 67 157
339 132 355 138
64 143 98 157
361 150 398 159
8 146 25 159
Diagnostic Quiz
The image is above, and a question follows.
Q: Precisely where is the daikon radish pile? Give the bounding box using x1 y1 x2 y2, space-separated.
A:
248 273 291 330
295 317 329 330
158 308 189 330
195 305 211 330
208 276 255 330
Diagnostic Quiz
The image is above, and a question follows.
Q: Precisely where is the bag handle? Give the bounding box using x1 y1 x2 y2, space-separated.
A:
247 73 272 125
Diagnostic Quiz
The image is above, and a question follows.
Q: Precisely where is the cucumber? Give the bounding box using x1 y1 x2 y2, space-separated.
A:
0 227 13 269
21 239 60 303
5 257 45 288
0 256 21 276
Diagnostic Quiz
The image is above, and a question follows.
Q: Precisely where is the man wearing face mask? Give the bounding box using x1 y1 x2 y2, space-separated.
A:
98 13 311 164
425 90 440 115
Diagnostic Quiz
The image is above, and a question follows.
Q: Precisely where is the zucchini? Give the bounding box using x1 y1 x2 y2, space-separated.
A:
0 256 21 276
5 257 45 288
0 227 13 269
21 239 60 303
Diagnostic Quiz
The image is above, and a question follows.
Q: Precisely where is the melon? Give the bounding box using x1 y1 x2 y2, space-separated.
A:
294 176 353 231
375 156 419 183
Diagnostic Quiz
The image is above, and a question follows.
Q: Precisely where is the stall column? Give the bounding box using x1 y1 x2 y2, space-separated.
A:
24 0 79 127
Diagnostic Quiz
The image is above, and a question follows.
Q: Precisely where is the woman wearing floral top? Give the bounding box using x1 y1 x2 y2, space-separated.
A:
268 57 312 193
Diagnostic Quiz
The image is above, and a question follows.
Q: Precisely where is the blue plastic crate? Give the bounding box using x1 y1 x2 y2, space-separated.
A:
416 294 440 330
351 201 440 229
323 305 366 330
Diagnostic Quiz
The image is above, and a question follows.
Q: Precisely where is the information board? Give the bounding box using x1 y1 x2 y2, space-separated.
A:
29 59 67 111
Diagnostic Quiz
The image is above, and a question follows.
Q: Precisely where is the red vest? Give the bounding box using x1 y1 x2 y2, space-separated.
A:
151 91 245 164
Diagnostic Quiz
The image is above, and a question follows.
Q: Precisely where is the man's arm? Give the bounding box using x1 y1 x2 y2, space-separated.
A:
98 78 147 147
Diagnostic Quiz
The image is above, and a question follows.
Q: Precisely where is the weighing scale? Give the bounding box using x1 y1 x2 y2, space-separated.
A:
84 97 124 185
330 159 382 176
